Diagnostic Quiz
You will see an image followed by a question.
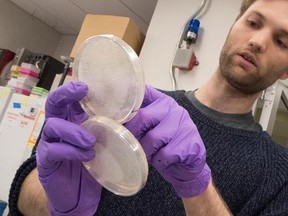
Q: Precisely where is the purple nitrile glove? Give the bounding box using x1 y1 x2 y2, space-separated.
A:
36 81 102 216
125 85 211 198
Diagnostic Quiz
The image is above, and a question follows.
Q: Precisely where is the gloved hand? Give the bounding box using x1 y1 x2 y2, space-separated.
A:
125 85 211 198
36 81 102 216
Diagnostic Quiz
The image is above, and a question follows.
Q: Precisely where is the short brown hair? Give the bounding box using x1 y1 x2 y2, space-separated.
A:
237 0 257 19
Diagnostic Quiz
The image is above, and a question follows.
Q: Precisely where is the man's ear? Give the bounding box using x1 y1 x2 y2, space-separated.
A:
280 71 288 80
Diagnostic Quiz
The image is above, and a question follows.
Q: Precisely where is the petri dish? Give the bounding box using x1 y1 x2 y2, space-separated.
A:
82 116 148 196
73 34 145 123
72 34 148 196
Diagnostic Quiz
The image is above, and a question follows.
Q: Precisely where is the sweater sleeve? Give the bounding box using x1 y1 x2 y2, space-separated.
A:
258 145 288 216
8 154 37 216
258 184 288 216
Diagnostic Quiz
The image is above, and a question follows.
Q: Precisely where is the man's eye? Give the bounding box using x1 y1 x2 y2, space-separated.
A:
247 20 258 28
275 39 288 48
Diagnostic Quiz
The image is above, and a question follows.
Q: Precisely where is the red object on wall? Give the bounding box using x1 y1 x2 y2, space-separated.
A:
0 49 15 75
180 52 198 71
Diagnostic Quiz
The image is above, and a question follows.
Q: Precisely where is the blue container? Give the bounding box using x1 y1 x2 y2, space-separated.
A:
0 200 7 216
189 19 200 34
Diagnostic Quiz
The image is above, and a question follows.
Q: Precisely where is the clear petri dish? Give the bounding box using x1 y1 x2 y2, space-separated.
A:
73 34 148 196
82 116 148 196
73 34 145 123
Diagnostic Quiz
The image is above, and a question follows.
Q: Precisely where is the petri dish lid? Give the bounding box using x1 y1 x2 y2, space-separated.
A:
73 34 145 123
82 116 148 196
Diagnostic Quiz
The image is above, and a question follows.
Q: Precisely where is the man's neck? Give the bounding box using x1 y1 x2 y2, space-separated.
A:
195 71 260 114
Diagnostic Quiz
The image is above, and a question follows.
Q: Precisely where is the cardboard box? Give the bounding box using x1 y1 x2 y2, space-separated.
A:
70 14 145 57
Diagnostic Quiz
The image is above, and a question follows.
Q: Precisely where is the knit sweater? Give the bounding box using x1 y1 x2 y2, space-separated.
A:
9 90 288 216
167 90 288 215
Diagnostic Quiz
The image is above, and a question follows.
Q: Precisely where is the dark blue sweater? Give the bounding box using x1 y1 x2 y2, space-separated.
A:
95 90 288 215
9 90 288 215
170 90 288 215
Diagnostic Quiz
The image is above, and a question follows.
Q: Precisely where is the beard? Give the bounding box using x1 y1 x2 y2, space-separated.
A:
219 45 277 95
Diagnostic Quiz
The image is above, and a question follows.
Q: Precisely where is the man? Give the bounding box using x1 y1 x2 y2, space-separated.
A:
8 0 288 215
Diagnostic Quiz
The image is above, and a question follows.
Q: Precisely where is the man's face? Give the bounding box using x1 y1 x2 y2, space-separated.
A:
219 0 288 94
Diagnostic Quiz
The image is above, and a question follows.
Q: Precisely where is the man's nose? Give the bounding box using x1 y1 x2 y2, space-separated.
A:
248 30 269 53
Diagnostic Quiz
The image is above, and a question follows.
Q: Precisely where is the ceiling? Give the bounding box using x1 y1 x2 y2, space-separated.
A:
9 0 158 35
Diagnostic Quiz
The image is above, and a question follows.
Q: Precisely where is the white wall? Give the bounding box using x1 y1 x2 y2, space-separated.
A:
1 0 241 77
0 0 62 59
140 0 240 91
54 35 77 60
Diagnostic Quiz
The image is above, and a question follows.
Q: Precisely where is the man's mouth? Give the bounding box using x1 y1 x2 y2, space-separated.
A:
239 52 257 66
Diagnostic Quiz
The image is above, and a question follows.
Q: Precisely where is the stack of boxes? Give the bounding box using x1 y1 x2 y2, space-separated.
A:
7 63 40 96
31 86 49 97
